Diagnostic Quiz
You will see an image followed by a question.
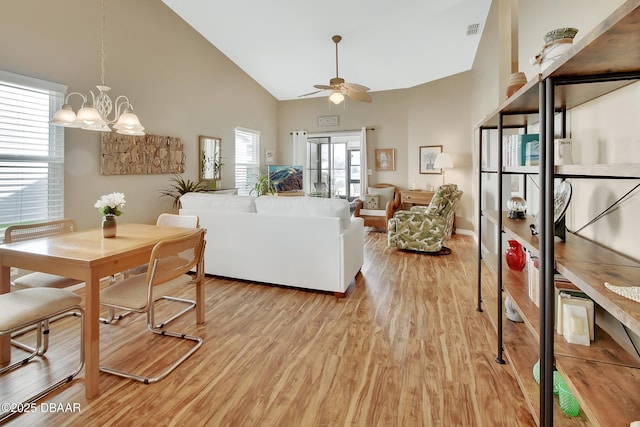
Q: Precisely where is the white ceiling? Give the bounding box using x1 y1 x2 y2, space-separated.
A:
162 0 491 101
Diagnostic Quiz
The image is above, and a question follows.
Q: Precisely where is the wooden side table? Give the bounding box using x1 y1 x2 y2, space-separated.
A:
400 190 435 209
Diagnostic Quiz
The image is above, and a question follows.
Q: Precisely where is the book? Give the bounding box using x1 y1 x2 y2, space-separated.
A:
562 304 590 346
523 134 540 166
527 251 540 307
556 291 595 341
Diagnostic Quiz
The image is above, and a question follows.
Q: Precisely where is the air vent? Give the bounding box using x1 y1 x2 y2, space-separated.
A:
467 23 480 35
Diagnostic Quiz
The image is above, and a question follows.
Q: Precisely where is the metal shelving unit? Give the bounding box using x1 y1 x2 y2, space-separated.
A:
476 1 640 425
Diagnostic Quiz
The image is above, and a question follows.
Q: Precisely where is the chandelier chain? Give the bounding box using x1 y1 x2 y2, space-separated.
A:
100 0 106 86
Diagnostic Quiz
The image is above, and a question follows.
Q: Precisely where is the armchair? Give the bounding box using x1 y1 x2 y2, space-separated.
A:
354 183 401 232
388 184 463 254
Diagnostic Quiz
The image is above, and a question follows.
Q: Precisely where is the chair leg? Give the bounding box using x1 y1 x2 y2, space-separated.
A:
153 296 196 328
99 308 202 384
11 311 80 354
0 308 84 423
100 307 134 324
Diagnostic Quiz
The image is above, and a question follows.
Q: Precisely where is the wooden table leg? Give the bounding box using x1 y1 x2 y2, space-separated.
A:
83 272 101 399
0 264 10 363
195 269 204 324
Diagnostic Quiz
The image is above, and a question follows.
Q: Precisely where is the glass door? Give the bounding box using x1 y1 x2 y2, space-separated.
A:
307 133 361 200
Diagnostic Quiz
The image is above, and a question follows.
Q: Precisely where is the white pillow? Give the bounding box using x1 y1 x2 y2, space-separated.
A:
367 186 394 209
255 196 351 229
179 193 257 213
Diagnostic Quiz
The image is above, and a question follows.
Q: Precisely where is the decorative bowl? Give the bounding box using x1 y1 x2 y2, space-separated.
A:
544 27 578 43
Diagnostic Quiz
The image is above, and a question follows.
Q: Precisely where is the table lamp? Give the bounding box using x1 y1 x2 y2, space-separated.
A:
434 152 454 185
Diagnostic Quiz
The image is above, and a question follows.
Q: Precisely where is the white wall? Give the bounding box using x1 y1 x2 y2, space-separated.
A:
0 0 278 229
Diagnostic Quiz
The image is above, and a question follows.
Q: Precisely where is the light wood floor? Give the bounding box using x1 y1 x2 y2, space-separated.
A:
1 232 535 426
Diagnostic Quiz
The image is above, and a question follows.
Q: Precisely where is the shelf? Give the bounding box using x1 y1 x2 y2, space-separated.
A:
477 0 640 130
482 164 640 178
504 166 539 175
503 265 640 367
556 357 640 427
479 272 592 426
557 163 640 179
495 211 640 338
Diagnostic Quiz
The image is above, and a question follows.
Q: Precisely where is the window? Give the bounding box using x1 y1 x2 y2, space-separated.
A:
234 127 260 196
0 70 66 242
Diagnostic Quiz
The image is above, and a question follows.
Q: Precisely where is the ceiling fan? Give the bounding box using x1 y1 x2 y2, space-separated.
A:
300 35 372 104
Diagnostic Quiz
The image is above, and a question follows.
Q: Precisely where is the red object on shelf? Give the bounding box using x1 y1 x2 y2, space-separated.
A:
506 240 526 270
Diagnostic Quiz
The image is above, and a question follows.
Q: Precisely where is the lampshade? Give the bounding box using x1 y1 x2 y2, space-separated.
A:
434 152 454 169
49 104 80 127
329 90 344 104
74 105 106 127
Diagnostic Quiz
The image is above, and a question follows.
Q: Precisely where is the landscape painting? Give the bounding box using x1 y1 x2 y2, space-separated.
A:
268 165 303 192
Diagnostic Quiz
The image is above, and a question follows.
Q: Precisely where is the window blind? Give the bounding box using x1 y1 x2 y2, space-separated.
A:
234 127 260 196
0 70 66 242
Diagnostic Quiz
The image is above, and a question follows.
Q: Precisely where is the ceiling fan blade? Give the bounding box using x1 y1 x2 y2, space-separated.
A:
313 84 333 90
344 82 370 92
298 89 327 97
346 89 372 103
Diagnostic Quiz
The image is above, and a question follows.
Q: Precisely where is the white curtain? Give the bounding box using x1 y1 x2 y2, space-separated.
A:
292 130 308 193
360 127 368 194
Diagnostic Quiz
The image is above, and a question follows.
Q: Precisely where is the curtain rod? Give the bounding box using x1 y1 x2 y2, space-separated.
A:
290 127 374 135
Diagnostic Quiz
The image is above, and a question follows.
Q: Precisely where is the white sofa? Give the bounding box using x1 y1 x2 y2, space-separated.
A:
179 193 364 296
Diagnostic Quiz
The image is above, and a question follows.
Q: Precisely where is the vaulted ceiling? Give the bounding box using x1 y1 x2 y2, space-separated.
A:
162 0 491 101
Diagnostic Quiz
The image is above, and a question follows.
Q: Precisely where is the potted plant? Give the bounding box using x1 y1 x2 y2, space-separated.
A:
159 174 207 210
250 172 276 196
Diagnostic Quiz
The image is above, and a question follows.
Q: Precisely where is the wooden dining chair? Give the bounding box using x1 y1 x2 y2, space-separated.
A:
101 213 200 327
99 228 206 384
0 288 84 423
4 219 83 354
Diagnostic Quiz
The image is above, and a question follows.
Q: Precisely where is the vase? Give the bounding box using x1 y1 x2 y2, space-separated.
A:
102 214 117 238
505 240 526 270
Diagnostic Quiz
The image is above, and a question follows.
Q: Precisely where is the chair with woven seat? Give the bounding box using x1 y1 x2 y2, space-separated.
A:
101 213 200 326
388 184 463 254
353 183 401 232
0 288 84 423
5 219 82 291
99 228 206 384
5 219 83 354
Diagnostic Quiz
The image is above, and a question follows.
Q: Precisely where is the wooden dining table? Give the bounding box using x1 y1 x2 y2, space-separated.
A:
0 223 204 399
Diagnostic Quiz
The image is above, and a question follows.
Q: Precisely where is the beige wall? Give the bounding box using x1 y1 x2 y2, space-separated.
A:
278 73 476 231
0 0 278 229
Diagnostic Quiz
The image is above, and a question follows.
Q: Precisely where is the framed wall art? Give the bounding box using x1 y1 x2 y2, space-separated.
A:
419 145 442 174
375 148 395 171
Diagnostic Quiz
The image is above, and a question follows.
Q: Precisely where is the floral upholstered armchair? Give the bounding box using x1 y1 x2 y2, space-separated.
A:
353 184 401 232
388 184 463 254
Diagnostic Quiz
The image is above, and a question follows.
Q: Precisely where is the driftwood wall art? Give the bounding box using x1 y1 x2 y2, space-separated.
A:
100 132 186 175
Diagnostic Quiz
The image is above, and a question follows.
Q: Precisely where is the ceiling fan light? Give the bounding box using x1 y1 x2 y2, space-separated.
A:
329 91 344 104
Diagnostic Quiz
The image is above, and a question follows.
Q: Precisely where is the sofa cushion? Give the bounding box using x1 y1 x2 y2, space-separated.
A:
364 194 380 209
179 193 257 213
255 196 351 229
368 186 394 208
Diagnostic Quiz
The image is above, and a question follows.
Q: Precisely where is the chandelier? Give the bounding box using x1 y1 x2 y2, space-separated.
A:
50 0 144 135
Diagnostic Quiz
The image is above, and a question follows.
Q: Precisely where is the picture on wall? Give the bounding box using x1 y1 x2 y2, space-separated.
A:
268 165 303 192
419 145 442 174
375 149 395 171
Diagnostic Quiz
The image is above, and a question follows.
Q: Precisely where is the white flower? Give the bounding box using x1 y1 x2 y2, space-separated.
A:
94 192 126 216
